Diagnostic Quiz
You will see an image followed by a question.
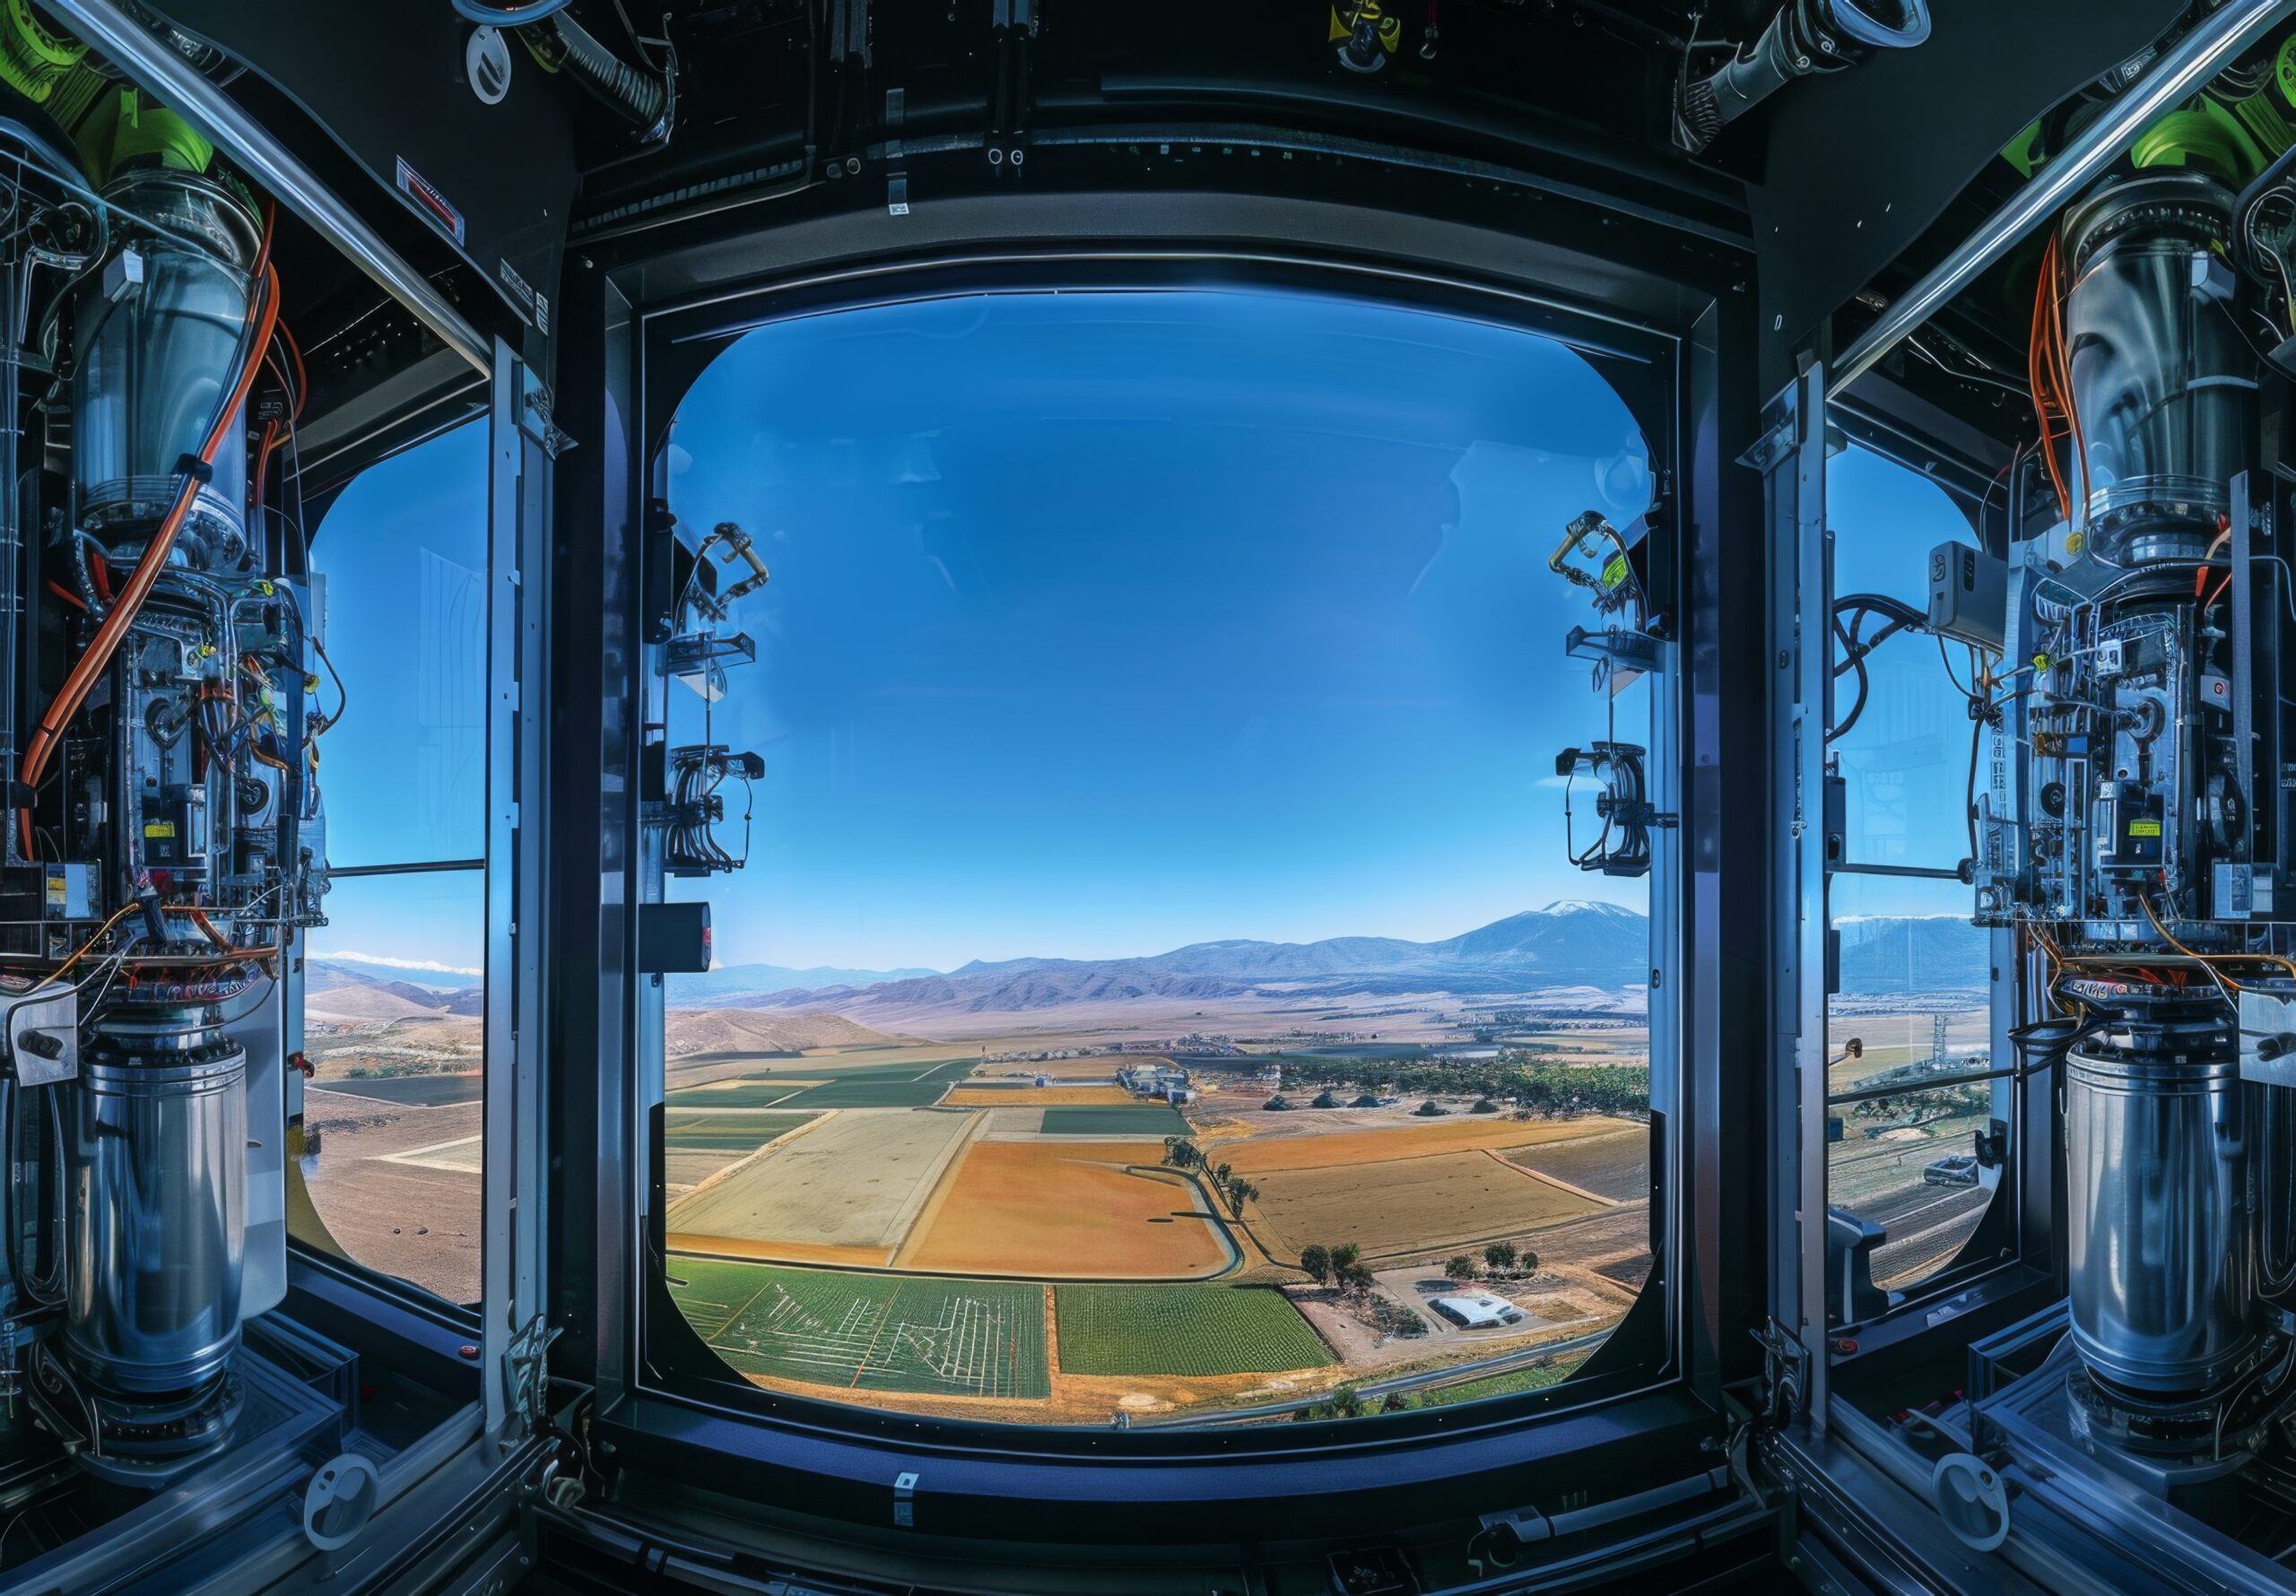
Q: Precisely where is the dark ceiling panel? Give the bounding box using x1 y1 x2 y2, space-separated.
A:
1748 0 2185 393
156 0 580 345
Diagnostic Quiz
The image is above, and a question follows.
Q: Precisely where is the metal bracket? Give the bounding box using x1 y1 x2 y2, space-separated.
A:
885 87 909 215
6 986 76 1087
1753 1318 1811 1426
2239 986 2296 1086
501 1316 560 1437
518 368 575 459
1565 624 1663 692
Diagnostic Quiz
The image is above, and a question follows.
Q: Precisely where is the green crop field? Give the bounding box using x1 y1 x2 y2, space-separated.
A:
663 1111 816 1154
1054 1285 1332 1375
668 1259 1048 1398
1040 1105 1189 1136
1414 1357 1585 1409
778 1060 978 1109
666 1080 811 1110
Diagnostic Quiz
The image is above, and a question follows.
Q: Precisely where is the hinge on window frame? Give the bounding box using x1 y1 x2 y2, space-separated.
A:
1752 1318 1811 1427
518 369 575 459
501 1315 560 1437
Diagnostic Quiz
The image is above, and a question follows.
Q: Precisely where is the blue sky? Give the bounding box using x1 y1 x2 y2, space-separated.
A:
1827 443 1990 904
300 291 1978 978
658 289 1663 972
305 421 489 976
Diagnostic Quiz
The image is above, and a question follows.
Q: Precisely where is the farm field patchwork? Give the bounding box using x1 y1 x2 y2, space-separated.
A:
665 1109 822 1152
665 1107 977 1251
665 1080 819 1109
380 1133 483 1173
670 1259 1048 1398
1247 1149 1601 1262
1039 1104 1189 1136
1502 1128 1648 1202
778 1060 979 1109
664 1110 820 1190
1053 1284 1332 1375
899 1141 1231 1279
308 1074 483 1108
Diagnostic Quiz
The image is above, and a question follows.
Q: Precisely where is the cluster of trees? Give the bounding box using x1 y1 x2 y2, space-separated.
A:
1161 1137 1259 1219
1841 1083 1989 1131
1272 1052 1650 1121
1298 1384 1387 1420
1444 1240 1540 1280
1413 1099 1446 1117
1299 1241 1375 1293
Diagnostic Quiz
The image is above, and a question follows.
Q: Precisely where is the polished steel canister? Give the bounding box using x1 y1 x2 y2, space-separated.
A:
69 167 259 568
2063 1002 2258 1402
2061 171 2251 566
62 1014 248 1398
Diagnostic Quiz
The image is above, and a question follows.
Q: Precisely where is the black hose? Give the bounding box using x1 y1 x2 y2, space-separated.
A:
1836 592 1927 629
531 12 671 140
1828 596 1926 740
1 1080 62 1312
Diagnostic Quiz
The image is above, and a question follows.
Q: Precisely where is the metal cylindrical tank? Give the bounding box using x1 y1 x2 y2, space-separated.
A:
2062 172 2252 566
62 1015 248 1399
2064 1002 2258 1402
70 167 259 570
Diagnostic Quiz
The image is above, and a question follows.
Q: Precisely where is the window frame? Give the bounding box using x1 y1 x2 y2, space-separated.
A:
570 239 1720 1511
283 355 548 1378
1774 384 2058 1403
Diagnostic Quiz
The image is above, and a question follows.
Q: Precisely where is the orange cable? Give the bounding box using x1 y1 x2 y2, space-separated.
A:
16 213 279 856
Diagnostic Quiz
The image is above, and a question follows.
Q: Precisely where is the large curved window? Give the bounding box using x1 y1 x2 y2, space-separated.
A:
650 289 1664 1424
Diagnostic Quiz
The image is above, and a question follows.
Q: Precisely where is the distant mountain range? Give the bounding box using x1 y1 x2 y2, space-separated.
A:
669 901 1658 1017
307 960 484 1022
1834 914 1990 994
316 904 1985 1028
664 901 1993 1020
316 955 481 990
671 960 940 1001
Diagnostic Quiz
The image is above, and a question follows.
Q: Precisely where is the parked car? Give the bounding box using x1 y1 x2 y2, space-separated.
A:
1923 1154 1980 1188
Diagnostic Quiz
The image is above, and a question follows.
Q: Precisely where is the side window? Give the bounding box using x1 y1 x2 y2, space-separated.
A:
1824 445 1999 1299
290 421 487 1305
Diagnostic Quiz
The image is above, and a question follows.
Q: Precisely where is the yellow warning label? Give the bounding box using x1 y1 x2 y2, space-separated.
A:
2128 819 2162 837
144 820 177 839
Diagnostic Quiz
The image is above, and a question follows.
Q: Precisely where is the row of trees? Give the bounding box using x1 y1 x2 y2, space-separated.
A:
1161 1137 1259 1219
1271 1052 1650 1121
1444 1240 1540 1280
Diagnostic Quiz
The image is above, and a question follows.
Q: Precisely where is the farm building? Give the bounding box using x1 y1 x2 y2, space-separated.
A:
1431 1293 1527 1330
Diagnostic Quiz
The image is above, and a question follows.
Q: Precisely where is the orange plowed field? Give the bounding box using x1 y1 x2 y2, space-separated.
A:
944 1086 1135 1106
1224 1115 1635 1175
663 1236 893 1268
898 1141 1233 1279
